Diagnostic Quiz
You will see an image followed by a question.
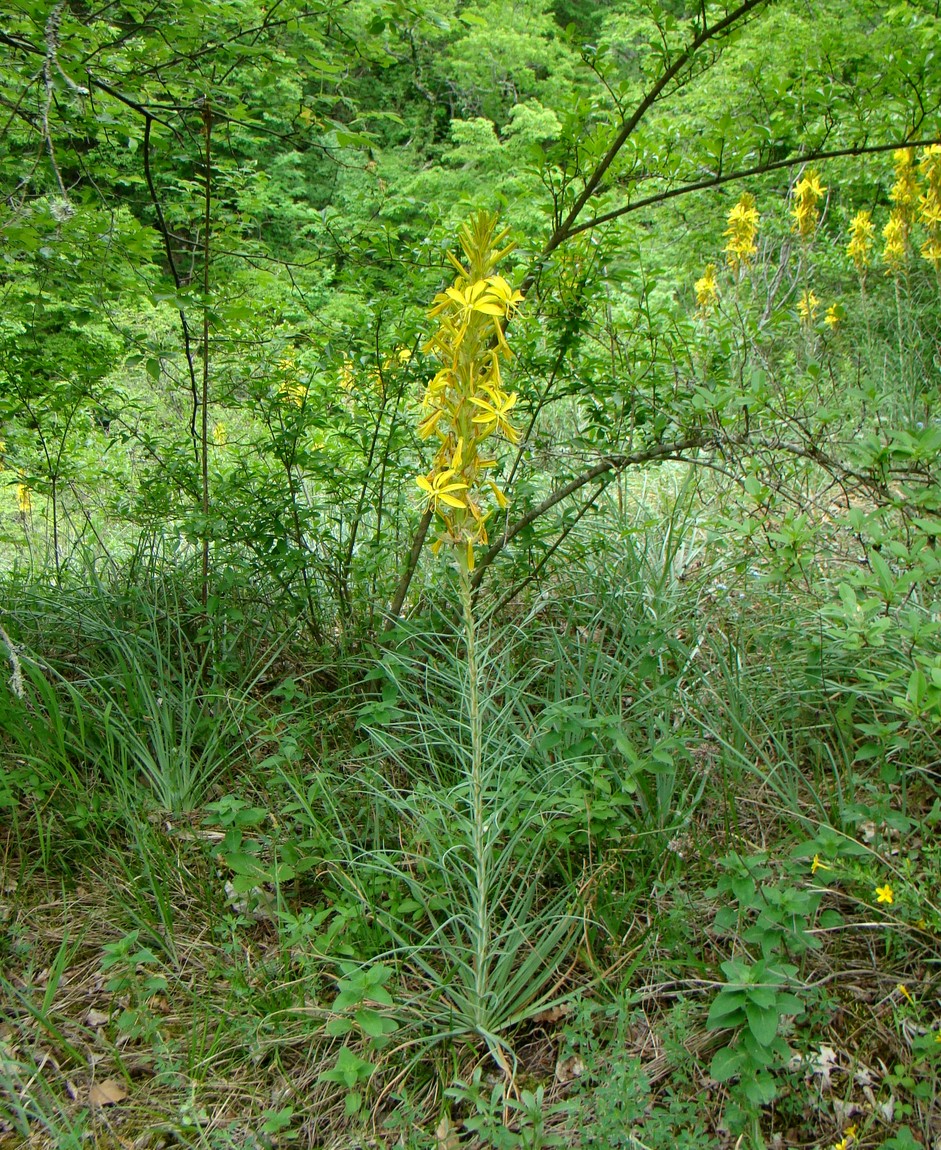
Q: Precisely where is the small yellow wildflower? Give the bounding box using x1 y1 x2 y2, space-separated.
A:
724 193 759 273
824 303 842 329
811 854 831 875
875 883 894 905
694 263 718 311
897 983 913 1002
15 483 31 514
847 209 874 272
797 290 819 324
212 421 227 446
792 169 826 239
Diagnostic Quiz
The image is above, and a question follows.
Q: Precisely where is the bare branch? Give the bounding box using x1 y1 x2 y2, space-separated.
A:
386 508 434 626
569 136 941 237
142 116 202 466
470 437 714 590
534 0 770 271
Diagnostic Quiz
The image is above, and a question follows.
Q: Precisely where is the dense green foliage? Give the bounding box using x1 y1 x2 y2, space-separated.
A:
1 1 940 1147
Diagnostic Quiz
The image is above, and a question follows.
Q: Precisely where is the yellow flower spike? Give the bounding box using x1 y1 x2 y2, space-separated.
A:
797 290 819 324
891 148 919 216
695 263 718 311
918 146 941 269
847 210 874 272
883 210 909 272
415 211 522 557
897 984 913 1003
875 883 894 905
212 421 227 446
15 483 31 514
792 169 826 239
724 192 759 272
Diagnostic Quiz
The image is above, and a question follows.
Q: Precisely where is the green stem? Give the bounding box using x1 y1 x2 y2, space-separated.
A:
457 551 488 1026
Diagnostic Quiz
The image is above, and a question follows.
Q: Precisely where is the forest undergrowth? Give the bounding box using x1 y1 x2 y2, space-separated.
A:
1 479 939 1150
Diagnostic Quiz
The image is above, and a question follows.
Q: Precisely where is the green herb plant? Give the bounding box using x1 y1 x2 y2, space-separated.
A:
705 849 841 1145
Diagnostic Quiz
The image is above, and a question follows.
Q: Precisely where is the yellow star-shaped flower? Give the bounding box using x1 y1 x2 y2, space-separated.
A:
416 468 469 514
470 385 520 443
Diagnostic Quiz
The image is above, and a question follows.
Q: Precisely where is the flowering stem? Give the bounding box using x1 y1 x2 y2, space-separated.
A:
457 549 489 1025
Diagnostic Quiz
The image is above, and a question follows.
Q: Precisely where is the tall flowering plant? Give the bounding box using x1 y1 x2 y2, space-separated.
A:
410 214 547 1074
